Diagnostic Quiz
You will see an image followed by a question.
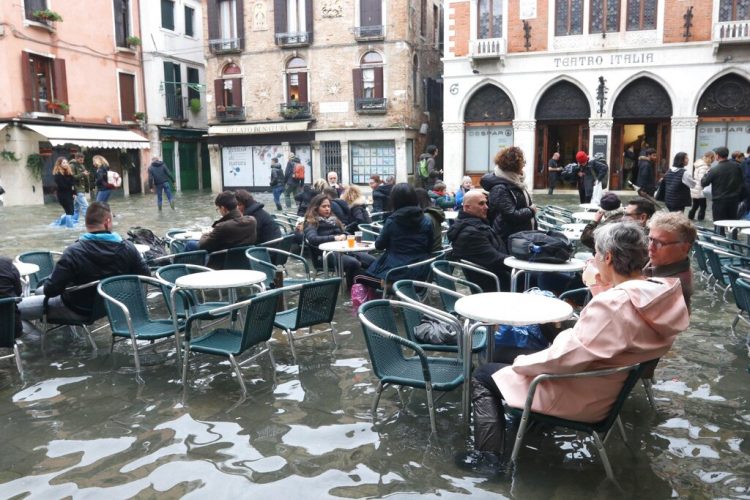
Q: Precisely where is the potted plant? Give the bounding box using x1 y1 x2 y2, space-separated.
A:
189 98 202 114
26 154 45 181
46 100 69 114
33 9 63 22
133 111 146 122
126 36 142 48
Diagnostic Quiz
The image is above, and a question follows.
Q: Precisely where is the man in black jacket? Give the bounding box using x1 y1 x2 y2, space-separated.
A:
147 156 176 210
0 257 22 338
235 189 281 244
702 146 745 223
446 190 510 291
635 148 658 196
18 202 150 327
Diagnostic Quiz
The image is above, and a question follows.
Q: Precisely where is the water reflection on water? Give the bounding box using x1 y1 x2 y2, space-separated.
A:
0 192 748 498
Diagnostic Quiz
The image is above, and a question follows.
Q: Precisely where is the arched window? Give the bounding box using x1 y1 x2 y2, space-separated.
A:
535 81 590 120
214 63 243 120
696 73 750 157
285 57 308 103
464 85 515 173
353 51 385 113
612 77 671 119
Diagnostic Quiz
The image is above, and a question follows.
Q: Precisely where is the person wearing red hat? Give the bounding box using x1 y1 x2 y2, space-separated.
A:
574 150 608 204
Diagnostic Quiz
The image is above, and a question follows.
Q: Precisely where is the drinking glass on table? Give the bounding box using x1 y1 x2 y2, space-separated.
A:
347 235 355 248
355 231 363 244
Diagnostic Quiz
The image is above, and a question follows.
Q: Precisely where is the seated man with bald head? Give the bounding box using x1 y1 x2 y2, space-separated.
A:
446 189 510 291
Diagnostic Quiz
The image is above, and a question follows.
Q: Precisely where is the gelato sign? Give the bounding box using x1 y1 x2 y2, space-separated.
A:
553 52 655 68
209 121 310 135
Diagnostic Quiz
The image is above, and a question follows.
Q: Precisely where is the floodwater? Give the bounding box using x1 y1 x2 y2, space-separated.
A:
0 190 748 499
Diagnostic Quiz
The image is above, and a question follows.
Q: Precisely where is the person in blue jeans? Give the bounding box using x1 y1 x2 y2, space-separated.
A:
93 155 113 203
269 157 284 210
70 152 90 223
147 156 175 210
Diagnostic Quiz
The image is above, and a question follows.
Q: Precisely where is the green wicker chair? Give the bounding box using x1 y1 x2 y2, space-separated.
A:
273 278 341 360
155 264 231 321
16 250 61 291
430 260 496 312
509 362 647 482
182 289 281 396
98 275 184 381
151 250 208 267
0 297 24 381
206 245 254 270
40 280 107 351
246 246 312 290
358 299 465 433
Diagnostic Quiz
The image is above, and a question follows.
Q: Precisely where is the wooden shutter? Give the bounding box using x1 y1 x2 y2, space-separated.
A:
297 72 308 103
274 0 287 37
214 79 225 107
236 0 245 49
114 0 126 46
52 58 68 113
361 0 382 26
21 51 33 112
352 69 363 100
373 67 383 98
207 0 219 40
305 0 314 42
229 78 242 107
161 0 174 30
119 73 136 120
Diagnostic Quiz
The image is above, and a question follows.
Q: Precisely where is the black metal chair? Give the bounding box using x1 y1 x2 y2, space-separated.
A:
0 297 24 381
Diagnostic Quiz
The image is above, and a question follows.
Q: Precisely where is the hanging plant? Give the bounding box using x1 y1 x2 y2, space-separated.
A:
133 111 146 121
47 99 69 113
189 98 202 114
126 35 142 47
33 9 63 22
1 150 19 162
26 154 45 181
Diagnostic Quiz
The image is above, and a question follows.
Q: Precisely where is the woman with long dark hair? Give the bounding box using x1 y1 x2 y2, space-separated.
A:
53 157 76 216
661 152 694 213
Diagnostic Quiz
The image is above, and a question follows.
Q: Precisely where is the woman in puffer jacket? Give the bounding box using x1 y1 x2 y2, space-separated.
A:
687 150 714 221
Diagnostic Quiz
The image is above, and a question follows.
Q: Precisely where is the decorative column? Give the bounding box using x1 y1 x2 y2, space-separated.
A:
394 136 407 183
671 116 699 161
310 140 321 179
512 120 536 190
588 118 613 189
340 141 350 186
442 121 465 188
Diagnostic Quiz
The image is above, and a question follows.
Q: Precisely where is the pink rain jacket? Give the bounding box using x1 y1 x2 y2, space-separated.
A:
493 277 689 422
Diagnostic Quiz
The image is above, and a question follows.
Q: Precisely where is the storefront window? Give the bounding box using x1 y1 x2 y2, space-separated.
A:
350 140 396 184
695 122 750 159
465 125 514 173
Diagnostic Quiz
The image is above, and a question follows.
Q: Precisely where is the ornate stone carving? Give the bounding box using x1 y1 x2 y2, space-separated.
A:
442 122 465 133
588 118 613 129
512 120 536 131
326 82 342 96
535 81 590 120
612 77 672 119
671 116 699 128
697 74 750 117
252 1 268 31
464 85 515 122
321 0 343 18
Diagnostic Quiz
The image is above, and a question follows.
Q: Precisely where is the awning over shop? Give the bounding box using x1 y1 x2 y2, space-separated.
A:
0 123 8 133
22 123 150 149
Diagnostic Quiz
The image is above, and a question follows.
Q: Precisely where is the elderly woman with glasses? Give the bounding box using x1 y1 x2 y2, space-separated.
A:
469 221 690 459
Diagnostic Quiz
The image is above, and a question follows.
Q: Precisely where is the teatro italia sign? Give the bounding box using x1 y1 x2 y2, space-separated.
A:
552 51 656 69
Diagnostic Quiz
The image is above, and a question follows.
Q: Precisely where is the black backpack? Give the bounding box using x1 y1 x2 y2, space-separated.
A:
508 230 573 264
127 227 168 262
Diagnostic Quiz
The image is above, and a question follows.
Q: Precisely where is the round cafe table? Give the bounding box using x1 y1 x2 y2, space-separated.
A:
572 211 598 222
714 220 750 239
561 223 587 241
173 231 204 241
318 240 375 291
579 203 601 211
454 292 574 427
14 262 40 297
504 256 586 293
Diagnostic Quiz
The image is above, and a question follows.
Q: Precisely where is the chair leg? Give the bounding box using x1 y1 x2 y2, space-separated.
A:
266 342 277 370
425 382 437 434
14 344 24 382
510 412 531 465
592 431 615 482
643 378 657 412
732 314 740 334
285 328 297 361
82 325 97 351
181 346 191 388
329 322 337 347
616 416 627 443
229 354 248 397
371 381 385 423
131 341 143 383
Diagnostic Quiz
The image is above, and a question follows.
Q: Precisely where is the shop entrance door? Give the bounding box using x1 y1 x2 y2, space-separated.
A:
610 121 670 190
535 121 589 189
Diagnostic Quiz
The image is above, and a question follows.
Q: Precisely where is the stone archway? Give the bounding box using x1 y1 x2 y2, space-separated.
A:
463 85 515 178
697 73 750 117
696 73 750 159
464 85 515 122
612 77 672 119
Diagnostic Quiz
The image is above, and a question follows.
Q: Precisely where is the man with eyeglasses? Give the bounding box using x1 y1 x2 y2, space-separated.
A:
622 196 657 227
446 189 510 291
644 211 696 311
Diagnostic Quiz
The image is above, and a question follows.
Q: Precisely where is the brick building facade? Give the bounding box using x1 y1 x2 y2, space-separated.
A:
204 0 443 192
443 0 750 192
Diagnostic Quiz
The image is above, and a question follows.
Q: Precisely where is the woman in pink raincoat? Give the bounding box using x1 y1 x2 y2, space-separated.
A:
471 221 690 455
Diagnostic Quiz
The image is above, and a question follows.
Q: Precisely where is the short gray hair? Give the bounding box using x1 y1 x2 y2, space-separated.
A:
594 222 648 275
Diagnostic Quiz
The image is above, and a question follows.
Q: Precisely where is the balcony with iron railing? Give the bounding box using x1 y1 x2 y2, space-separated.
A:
279 102 312 120
216 105 246 122
713 20 750 45
209 37 242 54
275 32 311 47
469 37 507 59
355 97 387 114
352 25 385 41
165 95 187 121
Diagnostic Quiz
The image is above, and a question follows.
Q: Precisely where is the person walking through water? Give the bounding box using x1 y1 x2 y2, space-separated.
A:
69 152 90 223
52 157 76 227
94 155 114 203
269 157 284 211
148 156 175 210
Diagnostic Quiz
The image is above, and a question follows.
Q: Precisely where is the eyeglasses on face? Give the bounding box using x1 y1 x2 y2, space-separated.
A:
648 237 682 249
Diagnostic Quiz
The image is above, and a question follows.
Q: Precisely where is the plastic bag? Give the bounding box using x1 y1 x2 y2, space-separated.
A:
351 283 375 314
591 181 603 206
495 288 553 351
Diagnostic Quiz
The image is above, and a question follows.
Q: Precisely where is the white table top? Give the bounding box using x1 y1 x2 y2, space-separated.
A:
444 211 459 220
14 262 39 277
134 244 150 254
741 228 750 236
504 256 587 273
572 211 598 222
318 241 375 253
562 223 588 232
455 292 573 326
175 269 266 290
174 231 204 240
579 203 601 211
714 220 750 228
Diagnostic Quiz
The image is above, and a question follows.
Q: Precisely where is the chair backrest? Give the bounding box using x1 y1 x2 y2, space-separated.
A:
288 277 341 328
732 275 750 314
155 264 211 316
239 290 281 351
98 275 152 333
164 228 187 242
172 250 208 266
597 362 646 432
17 251 57 289
245 247 275 288
0 297 18 349
392 280 464 345
430 261 483 312
358 299 420 381
700 244 729 286
692 242 709 275
224 245 253 270
67 280 107 323
357 223 380 243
